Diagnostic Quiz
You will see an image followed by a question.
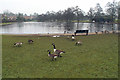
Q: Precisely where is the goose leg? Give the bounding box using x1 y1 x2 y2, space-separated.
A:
60 55 62 57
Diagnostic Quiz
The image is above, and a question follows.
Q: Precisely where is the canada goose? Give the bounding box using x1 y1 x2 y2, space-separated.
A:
101 31 104 34
47 50 58 61
52 43 65 57
105 30 109 34
28 40 34 44
72 35 75 41
14 42 23 47
52 35 60 37
75 41 82 45
95 31 98 34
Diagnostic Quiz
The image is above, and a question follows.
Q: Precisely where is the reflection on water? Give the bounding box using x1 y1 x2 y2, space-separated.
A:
0 22 119 34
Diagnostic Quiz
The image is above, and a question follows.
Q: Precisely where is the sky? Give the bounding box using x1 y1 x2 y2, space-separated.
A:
0 0 119 15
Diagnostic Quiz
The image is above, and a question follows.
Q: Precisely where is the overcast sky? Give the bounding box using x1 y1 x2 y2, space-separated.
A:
0 0 119 15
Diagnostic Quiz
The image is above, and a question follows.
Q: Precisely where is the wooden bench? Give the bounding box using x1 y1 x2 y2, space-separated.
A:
74 30 89 35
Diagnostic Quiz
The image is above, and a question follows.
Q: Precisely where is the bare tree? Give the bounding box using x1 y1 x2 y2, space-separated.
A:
106 0 117 22
88 8 95 22
117 1 120 29
93 3 103 22
74 6 84 28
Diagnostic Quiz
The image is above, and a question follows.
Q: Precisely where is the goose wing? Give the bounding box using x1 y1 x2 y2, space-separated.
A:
56 50 65 53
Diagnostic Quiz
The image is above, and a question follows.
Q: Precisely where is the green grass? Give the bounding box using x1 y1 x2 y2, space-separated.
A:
2 34 118 78
0 22 12 26
72 20 90 23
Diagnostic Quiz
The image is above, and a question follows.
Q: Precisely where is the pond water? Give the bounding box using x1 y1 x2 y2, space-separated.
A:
0 22 119 34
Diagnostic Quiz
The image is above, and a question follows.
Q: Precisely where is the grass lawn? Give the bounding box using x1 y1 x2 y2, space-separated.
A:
2 34 118 78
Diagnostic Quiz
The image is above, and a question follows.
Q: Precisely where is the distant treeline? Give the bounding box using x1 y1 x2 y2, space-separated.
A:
1 0 120 23
37 1 120 23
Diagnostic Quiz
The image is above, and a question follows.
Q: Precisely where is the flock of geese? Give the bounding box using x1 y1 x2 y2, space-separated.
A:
48 35 82 61
13 40 34 47
47 43 65 61
13 35 82 61
13 29 115 61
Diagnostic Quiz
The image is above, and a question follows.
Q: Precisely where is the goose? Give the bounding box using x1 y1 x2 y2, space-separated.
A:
75 41 82 45
72 35 75 41
14 42 23 47
95 31 98 34
52 43 65 57
101 31 104 34
28 40 34 44
47 50 58 61
105 30 109 34
52 35 60 37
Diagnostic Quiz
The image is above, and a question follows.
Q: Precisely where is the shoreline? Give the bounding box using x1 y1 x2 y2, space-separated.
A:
1 31 119 36
0 22 14 26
